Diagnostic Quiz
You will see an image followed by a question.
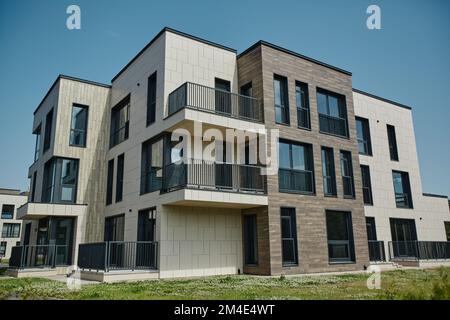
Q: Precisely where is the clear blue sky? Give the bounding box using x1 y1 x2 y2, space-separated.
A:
0 0 449 196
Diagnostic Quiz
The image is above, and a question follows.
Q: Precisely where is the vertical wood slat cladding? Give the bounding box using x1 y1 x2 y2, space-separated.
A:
238 44 369 275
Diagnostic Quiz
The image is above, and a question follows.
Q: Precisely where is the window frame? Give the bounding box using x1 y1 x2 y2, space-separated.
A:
110 94 130 148
356 116 372 156
387 124 399 161
392 170 413 209
1 223 21 238
273 74 290 125
280 207 299 266
339 150 355 199
326 210 355 264
316 88 349 138
69 103 89 148
43 108 54 153
1 204 15 219
104 214 125 242
140 136 164 195
34 124 41 162
41 157 79 204
295 81 311 130
321 147 337 196
106 158 114 205
444 222 450 241
243 214 259 266
146 72 157 126
360 165 373 205
115 153 125 203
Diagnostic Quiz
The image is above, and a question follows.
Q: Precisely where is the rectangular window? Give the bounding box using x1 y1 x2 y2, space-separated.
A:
274 75 290 125
239 82 254 119
141 137 163 194
392 170 413 208
326 211 355 263
0 242 6 256
146 72 157 126
444 222 450 241
387 124 399 161
281 208 298 266
243 214 258 265
110 95 130 148
296 81 310 129
34 125 41 161
366 217 377 241
104 214 125 241
1 223 21 238
278 140 314 194
361 165 373 205
69 104 88 147
321 147 336 196
43 108 54 152
138 208 156 241
42 157 79 203
30 171 37 202
356 117 372 155
340 150 355 198
317 89 348 137
1 204 15 219
116 153 124 203
106 159 114 205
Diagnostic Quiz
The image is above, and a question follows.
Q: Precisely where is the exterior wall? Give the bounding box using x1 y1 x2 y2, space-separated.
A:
238 44 370 275
0 192 28 259
353 92 450 250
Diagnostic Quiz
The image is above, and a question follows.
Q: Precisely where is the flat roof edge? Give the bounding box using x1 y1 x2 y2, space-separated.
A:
353 88 412 110
423 193 448 199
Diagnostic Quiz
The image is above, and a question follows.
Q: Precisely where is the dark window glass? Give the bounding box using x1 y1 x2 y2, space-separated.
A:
0 242 6 256
281 208 298 266
240 82 253 97
444 222 450 241
116 154 124 203
356 117 372 155
43 109 54 152
243 214 258 265
390 218 418 258
392 171 413 208
34 125 41 161
366 217 377 241
326 211 355 263
69 104 88 147
1 223 21 238
42 157 79 203
104 214 124 241
278 140 314 194
215 78 231 114
1 204 15 219
321 147 336 196
274 75 289 125
240 82 254 119
106 159 114 205
141 138 163 194
138 208 156 241
147 72 157 126
30 171 37 202
317 89 348 137
361 165 373 205
110 95 130 148
387 125 399 161
340 151 355 198
296 82 310 129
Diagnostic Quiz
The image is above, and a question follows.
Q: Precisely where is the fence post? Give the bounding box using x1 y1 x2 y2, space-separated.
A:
105 242 109 272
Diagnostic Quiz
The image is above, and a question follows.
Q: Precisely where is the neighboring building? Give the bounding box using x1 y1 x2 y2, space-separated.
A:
0 189 28 260
11 27 450 280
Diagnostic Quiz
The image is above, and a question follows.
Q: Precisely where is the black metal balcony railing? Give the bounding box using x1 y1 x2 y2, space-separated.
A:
9 245 70 269
297 107 310 129
388 241 450 261
319 113 348 137
279 168 314 194
163 160 266 194
342 176 354 197
368 240 386 262
168 82 263 123
78 241 158 272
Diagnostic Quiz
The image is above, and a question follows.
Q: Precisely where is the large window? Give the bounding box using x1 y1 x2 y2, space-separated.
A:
2 223 20 238
147 72 157 126
281 208 298 266
366 217 377 241
116 153 124 203
43 108 54 152
1 204 14 219
141 137 164 194
356 117 372 155
106 159 114 205
317 89 348 137
0 242 6 256
296 81 310 129
278 140 314 194
110 95 130 148
34 124 41 161
69 104 88 147
326 211 355 263
387 124 399 161
444 222 450 241
360 165 373 205
321 147 336 196
104 214 124 241
274 75 290 125
42 157 79 203
340 151 355 198
243 214 258 265
392 170 413 208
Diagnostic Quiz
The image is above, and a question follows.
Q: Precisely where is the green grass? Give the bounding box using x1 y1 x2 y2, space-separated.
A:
1 267 450 300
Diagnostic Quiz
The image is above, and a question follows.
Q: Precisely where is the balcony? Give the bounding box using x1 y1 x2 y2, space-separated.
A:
16 202 87 220
9 245 71 269
278 168 314 194
319 113 348 137
388 241 450 261
167 82 263 123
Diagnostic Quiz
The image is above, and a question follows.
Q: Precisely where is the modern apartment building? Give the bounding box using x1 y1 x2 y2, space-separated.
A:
0 189 28 260
10 27 450 281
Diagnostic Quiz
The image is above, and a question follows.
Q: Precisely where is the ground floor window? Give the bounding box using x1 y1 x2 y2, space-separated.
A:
445 222 450 241
281 208 298 266
0 241 6 256
390 218 417 258
138 208 156 242
1 223 20 238
243 214 258 265
104 214 125 241
326 211 355 263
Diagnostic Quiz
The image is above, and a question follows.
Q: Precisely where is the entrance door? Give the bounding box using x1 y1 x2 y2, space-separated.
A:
23 223 31 246
215 78 231 115
137 208 156 268
390 218 417 258
51 218 74 265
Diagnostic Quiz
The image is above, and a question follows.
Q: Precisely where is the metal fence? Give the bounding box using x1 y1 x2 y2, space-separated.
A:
8 245 70 269
388 241 450 260
368 240 386 262
319 113 348 137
